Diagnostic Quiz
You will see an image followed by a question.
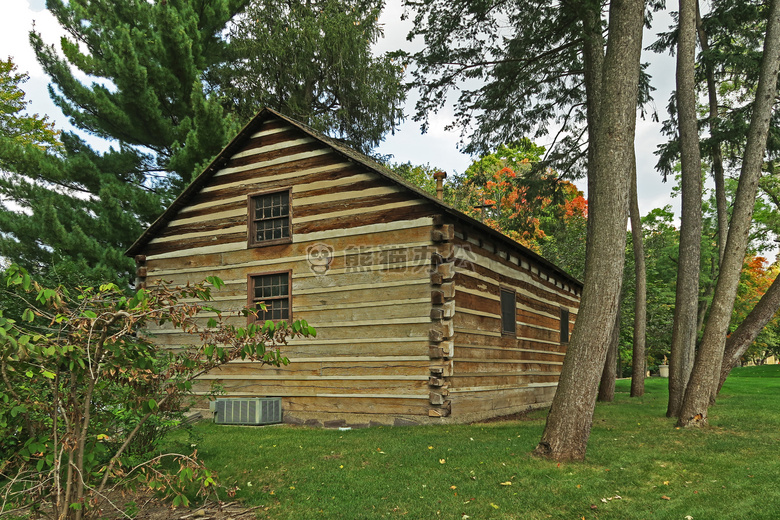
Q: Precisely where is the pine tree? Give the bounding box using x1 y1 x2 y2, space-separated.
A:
0 0 244 284
0 0 405 286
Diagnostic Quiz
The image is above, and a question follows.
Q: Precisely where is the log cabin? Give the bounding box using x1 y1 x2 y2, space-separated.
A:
126 108 582 426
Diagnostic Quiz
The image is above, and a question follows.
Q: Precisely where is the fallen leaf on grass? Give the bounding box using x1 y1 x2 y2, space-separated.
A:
450 486 457 490
490 503 500 509
661 495 671 500
500 482 512 486
439 459 446 464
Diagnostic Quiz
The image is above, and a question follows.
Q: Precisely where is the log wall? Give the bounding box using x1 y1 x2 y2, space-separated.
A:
442 222 581 422
135 113 583 425
139 118 442 425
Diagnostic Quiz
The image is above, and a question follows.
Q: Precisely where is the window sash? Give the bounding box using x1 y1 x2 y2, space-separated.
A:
249 272 291 322
248 189 291 246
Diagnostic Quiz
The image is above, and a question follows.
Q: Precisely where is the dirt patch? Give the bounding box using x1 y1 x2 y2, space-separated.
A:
24 490 265 520
471 408 546 424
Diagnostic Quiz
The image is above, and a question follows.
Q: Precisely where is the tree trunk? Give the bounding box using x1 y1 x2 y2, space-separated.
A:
667 0 703 419
717 272 780 394
696 0 729 264
534 0 644 461
629 146 647 397
598 306 621 402
678 0 780 427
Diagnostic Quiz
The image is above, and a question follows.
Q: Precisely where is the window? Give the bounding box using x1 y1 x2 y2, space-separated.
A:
560 308 570 344
248 189 291 246
248 272 291 322
500 288 516 335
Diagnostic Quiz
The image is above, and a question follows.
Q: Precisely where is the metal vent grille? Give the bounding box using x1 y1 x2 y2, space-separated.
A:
213 398 282 425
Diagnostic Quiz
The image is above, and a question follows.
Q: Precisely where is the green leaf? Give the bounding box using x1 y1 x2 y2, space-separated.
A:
83 310 97 319
42 370 56 380
21 308 34 322
206 276 225 289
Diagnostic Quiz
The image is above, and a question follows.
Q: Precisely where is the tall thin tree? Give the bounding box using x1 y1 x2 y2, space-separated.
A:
534 0 645 461
667 0 704 419
678 0 780 426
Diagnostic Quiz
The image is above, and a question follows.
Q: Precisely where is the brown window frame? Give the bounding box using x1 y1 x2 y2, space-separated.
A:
500 287 517 336
247 270 292 323
560 307 570 344
247 187 293 248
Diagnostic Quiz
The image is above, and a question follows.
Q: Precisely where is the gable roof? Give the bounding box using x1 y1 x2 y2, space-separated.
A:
126 108 582 289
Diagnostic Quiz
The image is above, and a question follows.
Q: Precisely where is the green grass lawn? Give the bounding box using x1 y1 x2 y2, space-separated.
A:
175 366 780 519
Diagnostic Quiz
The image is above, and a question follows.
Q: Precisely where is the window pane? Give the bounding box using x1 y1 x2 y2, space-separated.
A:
500 289 516 335
560 308 570 343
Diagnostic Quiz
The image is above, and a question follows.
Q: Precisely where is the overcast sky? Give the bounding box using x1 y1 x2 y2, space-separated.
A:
2 0 680 218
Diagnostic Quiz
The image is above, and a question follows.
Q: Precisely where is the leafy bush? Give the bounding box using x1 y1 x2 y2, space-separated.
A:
0 265 314 519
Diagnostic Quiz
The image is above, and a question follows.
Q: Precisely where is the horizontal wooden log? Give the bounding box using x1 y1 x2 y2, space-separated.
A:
294 203 437 235
224 139 326 170
447 374 559 389
432 214 446 226
454 345 562 363
430 308 444 320
428 401 451 417
135 255 146 265
437 262 455 281
430 272 443 285
429 376 445 387
431 320 454 340
284 396 431 416
429 391 447 405
136 266 147 277
429 341 454 359
430 360 454 377
431 289 445 305
442 300 456 319
196 156 351 202
441 282 456 299
432 225 454 242
436 242 455 260
195 378 430 397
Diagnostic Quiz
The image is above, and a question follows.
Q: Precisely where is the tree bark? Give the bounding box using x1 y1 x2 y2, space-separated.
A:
717 272 780 394
534 0 644 461
667 0 703 419
678 0 780 427
598 305 621 402
629 146 647 397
